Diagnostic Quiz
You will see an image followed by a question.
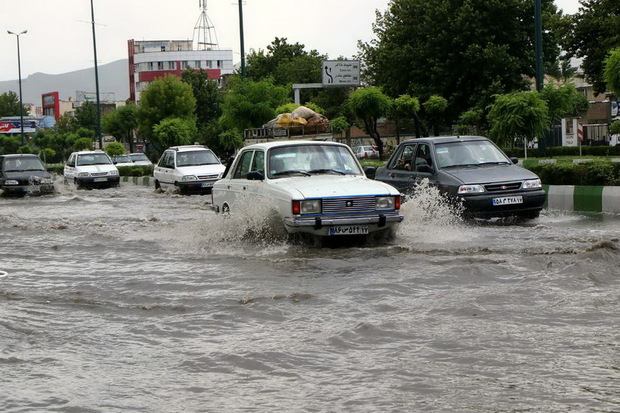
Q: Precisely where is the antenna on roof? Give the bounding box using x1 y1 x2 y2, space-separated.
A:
193 0 219 51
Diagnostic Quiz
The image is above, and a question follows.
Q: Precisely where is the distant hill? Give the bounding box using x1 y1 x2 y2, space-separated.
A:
0 59 130 106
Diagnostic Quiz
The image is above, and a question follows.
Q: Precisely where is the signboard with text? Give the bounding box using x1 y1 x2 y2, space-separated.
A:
322 60 360 87
0 121 37 134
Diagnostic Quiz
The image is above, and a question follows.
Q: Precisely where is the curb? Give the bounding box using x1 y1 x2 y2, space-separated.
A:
544 185 620 214
121 176 155 187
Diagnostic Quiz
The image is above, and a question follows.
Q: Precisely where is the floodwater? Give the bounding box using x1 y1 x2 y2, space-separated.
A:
1 181 619 412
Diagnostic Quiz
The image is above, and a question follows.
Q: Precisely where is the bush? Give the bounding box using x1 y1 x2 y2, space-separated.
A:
526 160 620 186
116 165 154 176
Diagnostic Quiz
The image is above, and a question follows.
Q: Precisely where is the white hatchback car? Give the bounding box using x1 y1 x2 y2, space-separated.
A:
153 145 226 194
64 151 120 189
211 140 403 239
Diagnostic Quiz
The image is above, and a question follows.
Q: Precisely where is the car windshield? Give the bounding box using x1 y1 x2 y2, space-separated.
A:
129 154 149 162
268 144 362 178
3 157 45 172
435 140 510 168
77 153 112 166
176 150 220 167
113 156 132 163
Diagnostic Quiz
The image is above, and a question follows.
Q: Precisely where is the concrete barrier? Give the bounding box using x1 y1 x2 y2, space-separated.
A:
121 176 155 186
545 184 620 214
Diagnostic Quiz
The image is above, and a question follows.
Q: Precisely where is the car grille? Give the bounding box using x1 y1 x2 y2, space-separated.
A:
198 174 219 180
484 182 522 192
322 196 376 214
91 172 108 177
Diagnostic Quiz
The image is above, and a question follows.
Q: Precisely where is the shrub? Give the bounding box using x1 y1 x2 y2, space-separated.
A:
525 160 620 186
116 165 154 176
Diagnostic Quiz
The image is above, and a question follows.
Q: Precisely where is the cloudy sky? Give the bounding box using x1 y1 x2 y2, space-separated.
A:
2 0 582 82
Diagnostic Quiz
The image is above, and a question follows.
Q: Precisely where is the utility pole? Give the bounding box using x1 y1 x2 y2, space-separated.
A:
90 0 103 149
534 0 546 154
238 1 246 78
7 30 27 145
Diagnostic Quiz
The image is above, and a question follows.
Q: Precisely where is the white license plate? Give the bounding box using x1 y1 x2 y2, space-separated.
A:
201 182 214 188
492 196 523 206
93 177 108 182
329 225 369 236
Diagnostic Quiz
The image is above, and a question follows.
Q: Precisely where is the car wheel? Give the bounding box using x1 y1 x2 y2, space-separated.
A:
222 203 230 214
154 180 161 191
520 211 540 220
74 178 82 189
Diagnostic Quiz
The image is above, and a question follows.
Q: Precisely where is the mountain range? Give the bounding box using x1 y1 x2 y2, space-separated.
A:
0 59 130 107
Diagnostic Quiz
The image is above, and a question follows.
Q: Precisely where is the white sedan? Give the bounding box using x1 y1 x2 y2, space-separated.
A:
211 140 403 239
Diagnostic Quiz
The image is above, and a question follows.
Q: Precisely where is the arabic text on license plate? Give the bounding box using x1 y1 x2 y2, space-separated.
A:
201 182 214 188
329 225 369 236
492 196 523 206
93 177 108 182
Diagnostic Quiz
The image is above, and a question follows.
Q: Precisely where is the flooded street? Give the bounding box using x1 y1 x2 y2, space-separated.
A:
1 183 619 412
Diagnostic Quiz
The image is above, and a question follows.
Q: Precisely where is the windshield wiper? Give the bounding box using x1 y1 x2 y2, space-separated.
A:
443 163 481 168
477 161 510 166
308 168 346 175
272 170 311 177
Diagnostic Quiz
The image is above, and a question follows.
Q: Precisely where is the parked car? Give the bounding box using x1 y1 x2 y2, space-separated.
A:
64 151 120 189
355 145 380 159
111 155 134 167
129 152 153 166
211 140 403 239
367 136 546 219
0 154 54 196
153 145 226 194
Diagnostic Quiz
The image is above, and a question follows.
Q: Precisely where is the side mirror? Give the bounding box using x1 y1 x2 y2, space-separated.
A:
416 165 433 173
510 157 518 164
364 166 376 179
247 171 264 181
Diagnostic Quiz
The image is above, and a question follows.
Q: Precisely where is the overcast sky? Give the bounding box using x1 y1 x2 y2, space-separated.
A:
2 0 582 82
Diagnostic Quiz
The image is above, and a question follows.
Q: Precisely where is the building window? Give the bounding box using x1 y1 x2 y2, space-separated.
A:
147 62 154 71
182 61 189 70
168 61 176 70
157 62 164 70
217 60 223 68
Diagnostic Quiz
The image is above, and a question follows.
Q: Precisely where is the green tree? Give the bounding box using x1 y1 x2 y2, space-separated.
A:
539 83 589 123
105 142 126 157
136 75 197 145
102 105 138 152
359 0 561 118
347 87 392 159
74 137 94 151
55 113 77 135
391 94 420 141
74 101 100 132
219 77 290 133
487 91 549 148
457 109 485 135
422 95 448 136
0 91 28 117
152 118 196 148
604 48 620 97
181 69 222 130
562 0 620 94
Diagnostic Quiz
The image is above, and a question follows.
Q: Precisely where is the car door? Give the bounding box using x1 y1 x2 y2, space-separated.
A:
409 143 436 186
154 151 175 188
64 153 77 181
380 143 417 192
224 150 255 211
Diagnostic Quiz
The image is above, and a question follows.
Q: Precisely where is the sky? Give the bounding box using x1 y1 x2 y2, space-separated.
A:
1 0 582 83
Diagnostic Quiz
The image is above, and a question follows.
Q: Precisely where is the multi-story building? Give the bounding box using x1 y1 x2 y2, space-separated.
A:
128 39 233 104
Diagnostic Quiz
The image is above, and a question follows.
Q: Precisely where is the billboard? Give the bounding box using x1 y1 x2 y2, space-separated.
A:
0 120 37 134
322 60 360 87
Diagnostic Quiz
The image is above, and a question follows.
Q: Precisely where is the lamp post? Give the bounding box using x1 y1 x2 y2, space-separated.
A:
7 30 27 145
238 0 246 78
90 0 103 149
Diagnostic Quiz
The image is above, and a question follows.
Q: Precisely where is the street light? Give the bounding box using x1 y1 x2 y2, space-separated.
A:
90 0 103 149
7 29 27 145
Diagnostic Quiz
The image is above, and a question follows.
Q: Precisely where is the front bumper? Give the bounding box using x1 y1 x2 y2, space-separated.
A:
1 183 54 195
75 176 120 187
176 179 219 193
284 212 404 236
461 189 547 218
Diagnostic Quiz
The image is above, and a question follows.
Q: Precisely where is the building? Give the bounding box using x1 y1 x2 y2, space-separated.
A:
128 39 233 104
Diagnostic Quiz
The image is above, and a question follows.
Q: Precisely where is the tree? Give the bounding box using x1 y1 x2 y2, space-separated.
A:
487 91 549 148
105 142 126 157
457 109 485 135
152 118 196 148
219 77 290 133
391 94 420 141
136 75 197 145
562 0 620 94
74 101 100 132
604 48 620 97
347 87 392 159
74 137 93 151
181 69 222 130
359 0 562 118
422 95 448 136
0 91 28 117
55 113 77 135
102 104 138 152
539 83 589 123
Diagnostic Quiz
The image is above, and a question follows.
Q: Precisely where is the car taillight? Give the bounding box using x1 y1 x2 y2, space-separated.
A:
292 200 301 215
395 195 401 210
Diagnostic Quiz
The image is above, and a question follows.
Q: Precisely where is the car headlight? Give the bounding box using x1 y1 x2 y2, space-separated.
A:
108 170 119 176
458 184 485 194
40 178 54 184
522 179 542 189
78 172 90 177
375 196 396 210
292 199 321 215
4 179 19 185
182 175 198 182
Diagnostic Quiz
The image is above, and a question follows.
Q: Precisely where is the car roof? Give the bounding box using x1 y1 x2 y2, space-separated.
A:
1 153 41 158
400 135 490 145
71 150 108 155
167 145 212 152
242 140 349 151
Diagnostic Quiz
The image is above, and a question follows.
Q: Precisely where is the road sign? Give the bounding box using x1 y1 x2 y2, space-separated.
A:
322 60 360 87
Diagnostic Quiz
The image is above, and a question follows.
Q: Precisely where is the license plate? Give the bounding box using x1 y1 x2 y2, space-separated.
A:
93 177 108 182
201 182 214 188
329 225 369 236
492 196 523 206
